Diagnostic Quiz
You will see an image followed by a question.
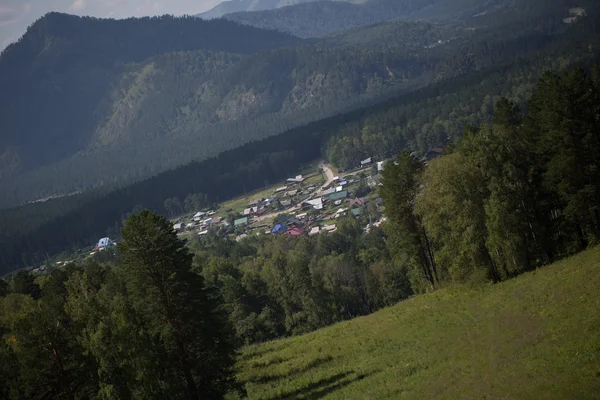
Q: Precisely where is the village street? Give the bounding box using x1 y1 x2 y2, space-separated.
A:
255 163 335 223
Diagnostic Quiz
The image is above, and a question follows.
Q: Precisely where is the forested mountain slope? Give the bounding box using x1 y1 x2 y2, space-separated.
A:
0 6 577 208
0 13 299 202
1 12 598 274
197 0 365 20
223 0 590 38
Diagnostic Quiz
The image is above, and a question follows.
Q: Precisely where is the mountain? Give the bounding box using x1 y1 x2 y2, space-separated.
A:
196 0 366 20
0 3 592 208
0 13 467 207
1 10 599 272
223 0 596 38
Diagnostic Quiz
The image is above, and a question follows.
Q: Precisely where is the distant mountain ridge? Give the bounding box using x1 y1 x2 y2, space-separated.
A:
222 0 596 38
196 0 365 20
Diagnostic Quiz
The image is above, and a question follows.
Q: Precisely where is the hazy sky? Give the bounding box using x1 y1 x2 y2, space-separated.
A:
0 0 222 50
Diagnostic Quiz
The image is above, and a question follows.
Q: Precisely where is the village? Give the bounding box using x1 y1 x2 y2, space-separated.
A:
24 150 446 272
167 158 390 243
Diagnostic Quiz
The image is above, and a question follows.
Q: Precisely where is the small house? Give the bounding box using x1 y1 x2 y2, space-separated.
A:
173 223 185 232
284 227 304 237
351 207 363 217
193 211 206 222
361 157 373 166
286 175 305 184
335 208 348 218
234 217 249 227
309 226 320 236
322 224 337 233
255 207 269 216
329 191 348 202
272 224 287 234
286 217 304 228
305 198 323 210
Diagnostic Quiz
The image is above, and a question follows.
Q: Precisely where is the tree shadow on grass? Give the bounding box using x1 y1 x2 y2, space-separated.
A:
244 354 297 371
248 355 335 384
267 370 374 400
238 346 285 362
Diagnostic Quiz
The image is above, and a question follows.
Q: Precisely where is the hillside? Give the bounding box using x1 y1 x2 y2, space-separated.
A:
197 0 363 19
223 0 582 38
0 11 599 273
234 247 600 399
0 8 556 208
0 13 300 203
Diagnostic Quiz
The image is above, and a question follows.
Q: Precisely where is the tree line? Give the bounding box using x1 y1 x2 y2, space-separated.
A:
382 67 600 290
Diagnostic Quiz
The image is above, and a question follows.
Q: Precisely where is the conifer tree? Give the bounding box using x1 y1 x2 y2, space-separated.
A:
120 210 236 399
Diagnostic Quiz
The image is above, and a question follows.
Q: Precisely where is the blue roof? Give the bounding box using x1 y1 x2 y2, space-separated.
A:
272 224 287 234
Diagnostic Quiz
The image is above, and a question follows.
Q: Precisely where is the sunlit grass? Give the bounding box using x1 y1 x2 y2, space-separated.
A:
232 247 600 399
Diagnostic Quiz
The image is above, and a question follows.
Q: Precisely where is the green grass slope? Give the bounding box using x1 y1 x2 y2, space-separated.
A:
235 247 600 399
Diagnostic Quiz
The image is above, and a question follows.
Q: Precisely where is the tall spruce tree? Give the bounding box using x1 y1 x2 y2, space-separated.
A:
120 210 236 399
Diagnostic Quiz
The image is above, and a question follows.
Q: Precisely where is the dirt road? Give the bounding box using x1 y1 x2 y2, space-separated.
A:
320 162 335 189
254 162 333 223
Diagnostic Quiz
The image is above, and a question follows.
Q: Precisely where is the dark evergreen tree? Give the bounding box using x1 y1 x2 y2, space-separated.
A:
120 210 236 399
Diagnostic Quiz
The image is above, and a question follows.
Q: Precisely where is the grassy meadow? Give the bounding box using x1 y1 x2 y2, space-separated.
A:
233 247 600 399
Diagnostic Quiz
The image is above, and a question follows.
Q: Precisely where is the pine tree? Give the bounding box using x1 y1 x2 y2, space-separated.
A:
120 210 236 399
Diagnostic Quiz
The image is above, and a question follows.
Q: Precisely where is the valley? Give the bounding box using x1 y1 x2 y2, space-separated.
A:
1 1 600 397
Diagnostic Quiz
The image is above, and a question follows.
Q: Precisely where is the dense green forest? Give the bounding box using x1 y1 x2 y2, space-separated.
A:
223 0 596 38
1 65 599 398
0 1 594 207
0 211 237 399
0 11 599 273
